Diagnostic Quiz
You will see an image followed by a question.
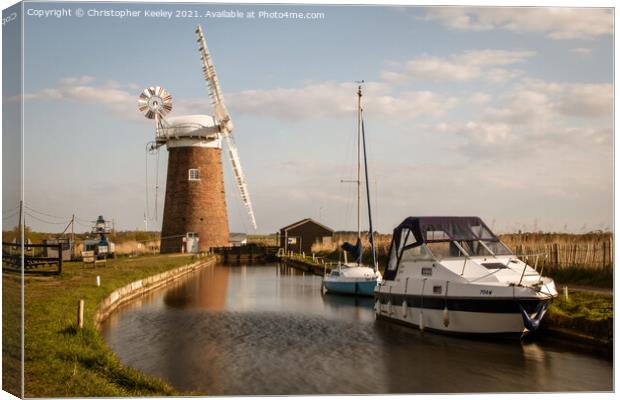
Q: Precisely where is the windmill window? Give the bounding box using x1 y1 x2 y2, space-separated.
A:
188 169 200 181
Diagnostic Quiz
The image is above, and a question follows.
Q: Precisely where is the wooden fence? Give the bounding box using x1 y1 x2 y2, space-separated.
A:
499 233 613 270
2 242 63 275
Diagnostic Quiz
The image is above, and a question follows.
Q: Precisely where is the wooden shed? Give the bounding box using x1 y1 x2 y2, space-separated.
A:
279 218 334 254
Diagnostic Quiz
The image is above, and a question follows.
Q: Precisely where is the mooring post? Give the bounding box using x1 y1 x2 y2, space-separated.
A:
96 275 101 287
77 299 84 329
564 286 569 301
57 243 63 275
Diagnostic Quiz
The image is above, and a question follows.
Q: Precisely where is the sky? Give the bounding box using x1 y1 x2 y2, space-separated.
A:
2 1 614 235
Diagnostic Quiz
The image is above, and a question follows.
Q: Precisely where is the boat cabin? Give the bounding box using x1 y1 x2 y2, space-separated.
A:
384 216 512 280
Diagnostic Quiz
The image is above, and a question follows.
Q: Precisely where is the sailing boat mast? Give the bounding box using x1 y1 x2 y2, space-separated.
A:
356 85 362 241
361 106 377 271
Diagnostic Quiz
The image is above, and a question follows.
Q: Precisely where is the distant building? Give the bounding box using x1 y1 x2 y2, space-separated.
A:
43 237 74 261
229 233 247 247
279 218 334 254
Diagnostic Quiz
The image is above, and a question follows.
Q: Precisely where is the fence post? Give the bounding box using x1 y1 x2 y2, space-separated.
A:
77 299 84 329
57 243 63 275
610 237 613 270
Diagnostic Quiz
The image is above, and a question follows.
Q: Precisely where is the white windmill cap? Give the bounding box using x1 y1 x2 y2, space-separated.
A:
160 114 220 139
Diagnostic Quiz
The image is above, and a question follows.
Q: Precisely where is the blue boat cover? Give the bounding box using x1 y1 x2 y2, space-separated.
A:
341 238 362 263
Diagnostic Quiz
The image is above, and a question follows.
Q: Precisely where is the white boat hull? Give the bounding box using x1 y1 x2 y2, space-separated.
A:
375 301 540 335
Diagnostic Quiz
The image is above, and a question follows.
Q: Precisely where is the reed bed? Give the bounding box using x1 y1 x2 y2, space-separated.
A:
498 232 613 270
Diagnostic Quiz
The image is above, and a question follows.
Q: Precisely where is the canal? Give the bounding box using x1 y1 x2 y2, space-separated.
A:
101 263 613 395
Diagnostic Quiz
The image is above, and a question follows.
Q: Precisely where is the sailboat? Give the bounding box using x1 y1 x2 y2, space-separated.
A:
322 85 382 297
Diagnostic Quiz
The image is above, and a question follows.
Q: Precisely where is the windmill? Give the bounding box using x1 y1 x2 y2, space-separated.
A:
138 25 257 253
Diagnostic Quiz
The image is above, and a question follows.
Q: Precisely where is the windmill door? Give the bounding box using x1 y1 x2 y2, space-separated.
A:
186 232 200 253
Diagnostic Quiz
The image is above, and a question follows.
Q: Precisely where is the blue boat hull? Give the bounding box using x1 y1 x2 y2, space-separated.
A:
323 280 378 296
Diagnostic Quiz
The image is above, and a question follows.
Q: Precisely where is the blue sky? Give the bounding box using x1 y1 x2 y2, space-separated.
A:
4 2 614 234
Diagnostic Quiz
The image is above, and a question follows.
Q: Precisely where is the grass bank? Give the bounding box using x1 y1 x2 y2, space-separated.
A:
543 289 613 343
4 253 210 397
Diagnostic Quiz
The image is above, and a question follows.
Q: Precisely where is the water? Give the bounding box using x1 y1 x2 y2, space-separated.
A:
101 263 613 395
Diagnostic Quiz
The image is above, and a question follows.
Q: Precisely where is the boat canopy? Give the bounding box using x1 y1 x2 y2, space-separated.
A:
384 217 512 280
392 216 499 245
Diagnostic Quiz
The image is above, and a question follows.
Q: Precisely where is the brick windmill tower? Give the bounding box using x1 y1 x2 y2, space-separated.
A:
138 25 257 253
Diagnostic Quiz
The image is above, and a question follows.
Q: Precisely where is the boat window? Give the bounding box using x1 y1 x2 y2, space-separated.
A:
425 230 450 241
426 241 468 259
481 262 508 270
387 243 398 271
481 240 512 256
401 245 433 261
421 267 432 276
330 270 340 276
403 229 417 247
470 224 495 240
456 240 492 256
397 228 412 253
433 285 442 294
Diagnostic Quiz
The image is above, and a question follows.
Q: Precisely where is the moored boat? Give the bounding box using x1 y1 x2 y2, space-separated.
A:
322 84 381 296
375 216 557 335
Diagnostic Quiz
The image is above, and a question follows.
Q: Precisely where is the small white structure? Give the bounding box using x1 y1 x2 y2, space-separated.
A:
229 233 247 247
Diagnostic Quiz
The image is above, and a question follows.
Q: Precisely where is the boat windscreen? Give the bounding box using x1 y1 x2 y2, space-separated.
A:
419 218 498 243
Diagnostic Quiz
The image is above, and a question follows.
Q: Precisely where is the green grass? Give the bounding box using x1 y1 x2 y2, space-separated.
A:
545 290 613 341
4 253 209 397
549 290 613 321
3 273 22 397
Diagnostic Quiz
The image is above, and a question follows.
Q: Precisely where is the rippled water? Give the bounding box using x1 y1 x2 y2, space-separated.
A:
101 263 612 395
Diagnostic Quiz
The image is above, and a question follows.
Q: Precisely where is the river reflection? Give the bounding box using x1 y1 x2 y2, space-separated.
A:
101 263 612 395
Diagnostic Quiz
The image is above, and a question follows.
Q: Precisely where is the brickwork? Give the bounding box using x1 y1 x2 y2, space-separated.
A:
160 147 230 252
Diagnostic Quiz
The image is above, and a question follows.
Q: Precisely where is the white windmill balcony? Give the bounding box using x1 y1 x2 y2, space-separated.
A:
157 114 222 149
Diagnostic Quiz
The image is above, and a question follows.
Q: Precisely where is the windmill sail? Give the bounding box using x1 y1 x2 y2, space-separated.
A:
196 24 257 230
223 135 257 229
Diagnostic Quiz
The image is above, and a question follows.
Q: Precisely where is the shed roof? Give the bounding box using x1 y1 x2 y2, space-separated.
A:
280 218 334 233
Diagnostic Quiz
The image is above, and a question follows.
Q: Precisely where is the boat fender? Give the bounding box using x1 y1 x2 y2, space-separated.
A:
419 312 425 332
442 306 450 327
374 300 380 313
387 300 392 316
401 300 408 318
518 302 549 332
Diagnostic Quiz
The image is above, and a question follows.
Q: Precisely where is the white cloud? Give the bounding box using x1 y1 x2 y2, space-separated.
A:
382 49 534 83
453 80 612 158
468 92 491 104
421 7 613 40
18 78 459 125
521 80 613 118
570 47 592 56
20 77 141 120
225 81 458 121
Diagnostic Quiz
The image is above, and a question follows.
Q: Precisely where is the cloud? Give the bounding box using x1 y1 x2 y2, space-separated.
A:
225 81 458 121
521 80 613 118
420 7 613 40
18 76 142 120
17 77 460 126
570 47 592 56
468 92 491 104
452 80 612 158
381 49 534 83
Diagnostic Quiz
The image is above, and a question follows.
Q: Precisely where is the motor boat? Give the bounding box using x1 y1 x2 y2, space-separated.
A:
375 216 557 335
